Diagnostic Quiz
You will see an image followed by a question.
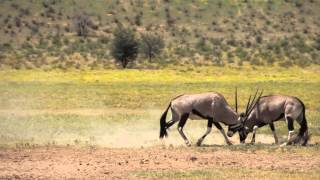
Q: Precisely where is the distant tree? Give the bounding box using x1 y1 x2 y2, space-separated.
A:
255 35 263 44
135 12 143 26
140 32 165 62
73 13 93 37
111 27 139 68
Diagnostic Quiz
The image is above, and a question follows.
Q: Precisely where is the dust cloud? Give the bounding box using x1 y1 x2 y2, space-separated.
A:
0 108 285 148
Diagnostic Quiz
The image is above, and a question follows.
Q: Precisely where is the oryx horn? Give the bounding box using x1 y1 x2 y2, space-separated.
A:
235 87 238 113
246 89 259 115
247 90 263 116
245 95 252 115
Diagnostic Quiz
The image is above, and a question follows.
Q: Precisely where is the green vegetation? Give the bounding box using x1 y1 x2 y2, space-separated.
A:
111 27 139 68
1 1 319 178
0 0 319 69
140 32 165 62
0 67 319 146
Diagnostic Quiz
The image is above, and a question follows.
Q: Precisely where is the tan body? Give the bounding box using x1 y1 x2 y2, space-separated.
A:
171 93 238 124
160 92 241 146
242 95 308 145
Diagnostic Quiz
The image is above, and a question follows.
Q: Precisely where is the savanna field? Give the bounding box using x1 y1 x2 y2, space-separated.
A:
1 0 320 179
0 66 320 179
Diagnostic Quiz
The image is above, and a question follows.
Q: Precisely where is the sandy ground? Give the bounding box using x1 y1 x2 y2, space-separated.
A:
1 108 319 179
0 146 319 179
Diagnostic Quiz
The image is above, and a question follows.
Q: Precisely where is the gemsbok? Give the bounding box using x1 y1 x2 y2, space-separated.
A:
159 90 244 146
238 90 309 146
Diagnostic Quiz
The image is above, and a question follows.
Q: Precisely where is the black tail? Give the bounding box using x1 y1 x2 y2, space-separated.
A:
159 102 171 138
290 98 309 146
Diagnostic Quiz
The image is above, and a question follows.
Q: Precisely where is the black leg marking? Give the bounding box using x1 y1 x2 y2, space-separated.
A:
213 122 223 130
269 123 275 131
166 120 176 129
207 118 213 128
177 113 190 145
269 123 279 144
287 116 294 131
178 113 189 128
200 118 213 139
214 121 232 145
196 118 213 146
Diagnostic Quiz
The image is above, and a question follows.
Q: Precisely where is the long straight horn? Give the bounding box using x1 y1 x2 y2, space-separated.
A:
235 87 238 113
245 95 252 115
247 90 264 116
247 89 259 115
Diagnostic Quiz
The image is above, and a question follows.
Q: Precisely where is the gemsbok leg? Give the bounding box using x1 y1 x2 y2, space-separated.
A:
269 123 279 144
177 113 191 146
196 118 213 146
286 116 295 141
165 120 176 129
213 122 232 145
250 125 259 144
280 116 295 146
163 109 180 132
250 123 278 145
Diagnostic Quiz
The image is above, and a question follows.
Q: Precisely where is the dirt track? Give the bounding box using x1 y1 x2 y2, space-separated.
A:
0 146 319 179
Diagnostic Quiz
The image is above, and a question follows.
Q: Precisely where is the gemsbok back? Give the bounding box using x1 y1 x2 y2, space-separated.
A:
238 90 309 146
159 91 244 146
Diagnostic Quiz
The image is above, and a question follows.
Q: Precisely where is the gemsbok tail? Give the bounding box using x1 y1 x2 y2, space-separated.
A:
290 98 309 146
159 102 171 139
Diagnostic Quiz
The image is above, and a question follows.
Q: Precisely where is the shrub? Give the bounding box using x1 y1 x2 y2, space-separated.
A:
73 13 93 37
250 56 264 66
196 37 211 53
140 32 165 62
135 12 143 26
235 47 248 60
255 35 263 44
111 27 139 68
295 0 303 8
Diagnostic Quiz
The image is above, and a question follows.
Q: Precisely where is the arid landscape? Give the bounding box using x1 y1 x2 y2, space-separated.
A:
0 0 320 179
1 145 320 179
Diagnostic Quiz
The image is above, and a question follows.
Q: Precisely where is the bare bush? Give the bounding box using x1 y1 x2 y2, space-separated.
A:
73 13 93 37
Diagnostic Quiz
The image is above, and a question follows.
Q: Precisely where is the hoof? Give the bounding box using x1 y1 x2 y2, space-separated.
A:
185 141 192 147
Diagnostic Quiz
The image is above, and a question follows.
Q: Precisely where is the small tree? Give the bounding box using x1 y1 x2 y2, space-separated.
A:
111 27 139 68
73 13 93 37
140 32 165 62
